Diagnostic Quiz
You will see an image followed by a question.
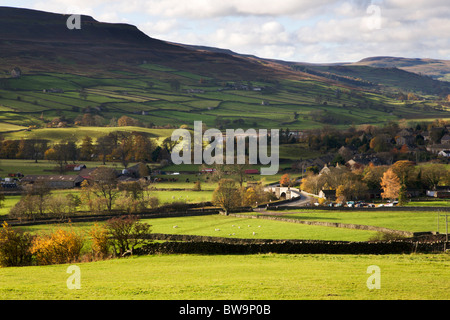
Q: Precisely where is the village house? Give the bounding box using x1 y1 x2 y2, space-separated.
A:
10 67 21 78
345 159 365 171
440 134 450 145
426 186 450 198
395 135 415 146
42 88 64 93
438 150 450 157
421 131 430 141
318 189 336 201
65 164 87 171
427 145 450 154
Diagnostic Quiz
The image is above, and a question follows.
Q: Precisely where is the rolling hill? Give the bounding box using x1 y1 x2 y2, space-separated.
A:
0 6 298 80
348 56 450 82
0 6 449 138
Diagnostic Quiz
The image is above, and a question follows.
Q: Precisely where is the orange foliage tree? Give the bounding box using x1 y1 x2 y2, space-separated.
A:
380 168 401 200
31 228 85 265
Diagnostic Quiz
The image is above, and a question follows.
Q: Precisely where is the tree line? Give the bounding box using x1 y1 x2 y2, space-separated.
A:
0 214 153 267
299 161 450 205
9 167 160 221
0 132 176 171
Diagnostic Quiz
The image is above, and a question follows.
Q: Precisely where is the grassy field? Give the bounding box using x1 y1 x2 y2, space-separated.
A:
406 201 450 207
1 67 448 135
0 253 448 300
252 210 444 234
0 126 174 144
17 213 379 242
0 159 142 175
2 199 449 301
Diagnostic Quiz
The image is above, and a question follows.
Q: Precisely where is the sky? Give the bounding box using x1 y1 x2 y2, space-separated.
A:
1 0 450 63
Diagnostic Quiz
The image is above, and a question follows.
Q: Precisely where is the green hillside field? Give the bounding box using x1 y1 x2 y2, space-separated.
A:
1 66 448 137
0 253 448 300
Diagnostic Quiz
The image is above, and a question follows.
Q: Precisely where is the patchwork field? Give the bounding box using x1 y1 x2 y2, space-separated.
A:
1 66 448 135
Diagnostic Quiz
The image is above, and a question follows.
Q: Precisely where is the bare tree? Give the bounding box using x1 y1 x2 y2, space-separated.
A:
90 167 120 213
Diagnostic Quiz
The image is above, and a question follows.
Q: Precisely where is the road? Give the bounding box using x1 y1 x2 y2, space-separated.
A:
277 191 314 207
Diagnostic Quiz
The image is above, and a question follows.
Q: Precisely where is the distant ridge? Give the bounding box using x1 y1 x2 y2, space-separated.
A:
348 56 450 81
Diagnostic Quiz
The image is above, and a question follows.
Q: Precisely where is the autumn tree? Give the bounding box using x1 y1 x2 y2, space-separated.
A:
96 134 115 165
0 222 34 267
380 168 401 200
420 163 450 190
243 187 258 206
391 160 415 187
79 136 95 161
132 134 155 162
242 183 271 207
45 141 78 173
117 115 136 127
319 166 353 190
16 139 48 162
0 140 19 159
362 164 388 189
300 172 323 195
105 215 152 257
89 223 111 259
335 180 368 203
369 134 392 152
111 134 133 168
31 227 85 265
80 113 95 126
280 173 293 187
212 179 242 214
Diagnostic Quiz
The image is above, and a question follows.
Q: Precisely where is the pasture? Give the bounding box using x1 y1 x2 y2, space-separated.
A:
248 209 446 234
2 195 449 301
0 67 447 135
0 253 448 300
16 213 379 242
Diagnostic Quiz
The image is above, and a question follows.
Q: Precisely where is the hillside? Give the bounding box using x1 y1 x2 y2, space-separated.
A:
0 6 296 80
0 6 449 137
348 56 450 82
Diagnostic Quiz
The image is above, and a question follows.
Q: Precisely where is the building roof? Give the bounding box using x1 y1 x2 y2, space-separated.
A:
21 175 84 182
